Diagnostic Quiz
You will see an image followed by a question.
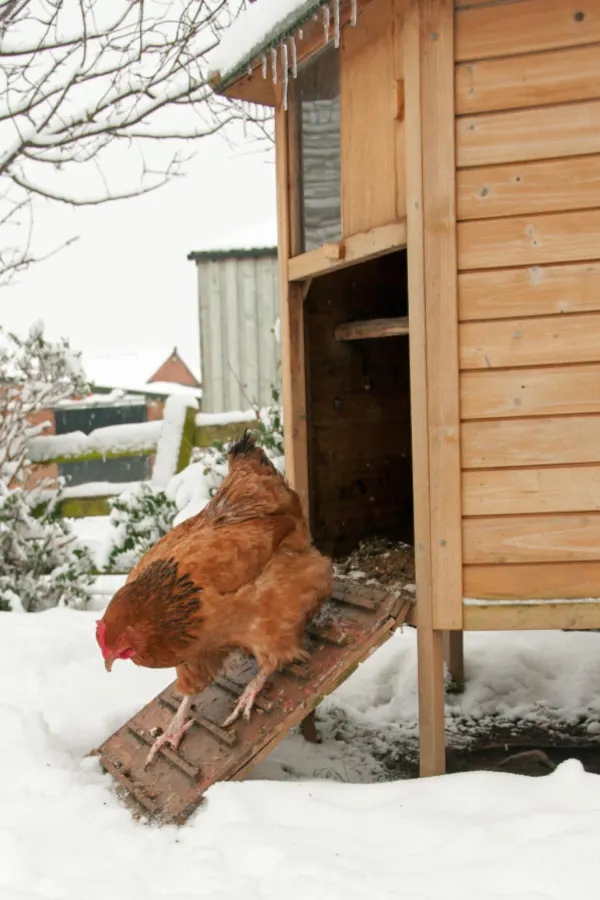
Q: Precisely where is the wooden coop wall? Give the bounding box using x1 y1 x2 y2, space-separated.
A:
339 0 406 236
455 0 600 606
304 252 412 557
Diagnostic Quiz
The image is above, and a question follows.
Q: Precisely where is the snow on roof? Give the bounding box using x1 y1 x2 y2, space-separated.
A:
81 349 202 398
188 217 278 259
83 348 171 390
208 0 326 85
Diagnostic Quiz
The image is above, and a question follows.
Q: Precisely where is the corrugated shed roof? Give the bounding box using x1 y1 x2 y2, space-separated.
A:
187 246 277 262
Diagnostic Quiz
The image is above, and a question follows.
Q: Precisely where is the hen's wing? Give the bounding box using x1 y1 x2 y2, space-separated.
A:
127 432 306 596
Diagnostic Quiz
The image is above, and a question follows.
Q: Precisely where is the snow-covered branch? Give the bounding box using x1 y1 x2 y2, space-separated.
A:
0 0 273 282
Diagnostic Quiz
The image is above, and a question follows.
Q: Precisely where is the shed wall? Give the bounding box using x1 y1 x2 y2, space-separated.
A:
455 0 600 600
195 255 280 413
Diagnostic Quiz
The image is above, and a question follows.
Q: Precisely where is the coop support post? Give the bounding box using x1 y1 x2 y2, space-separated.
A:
417 626 446 775
444 630 465 693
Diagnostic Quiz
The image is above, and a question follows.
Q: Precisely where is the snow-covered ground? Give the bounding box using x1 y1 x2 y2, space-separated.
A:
3 582 600 899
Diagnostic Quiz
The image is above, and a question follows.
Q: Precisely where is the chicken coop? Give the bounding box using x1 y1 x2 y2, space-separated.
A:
210 0 600 777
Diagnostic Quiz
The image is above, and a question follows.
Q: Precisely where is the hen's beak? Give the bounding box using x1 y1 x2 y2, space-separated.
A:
104 657 114 672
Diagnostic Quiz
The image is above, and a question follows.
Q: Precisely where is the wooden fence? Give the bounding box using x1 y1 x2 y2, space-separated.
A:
30 401 254 517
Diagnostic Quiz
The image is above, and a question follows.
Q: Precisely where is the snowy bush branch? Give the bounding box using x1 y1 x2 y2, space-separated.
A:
0 322 87 485
0 0 272 281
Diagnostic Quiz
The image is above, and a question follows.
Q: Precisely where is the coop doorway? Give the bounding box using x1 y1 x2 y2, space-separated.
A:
303 249 413 578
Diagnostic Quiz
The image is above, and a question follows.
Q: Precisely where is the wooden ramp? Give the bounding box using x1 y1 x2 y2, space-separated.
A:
92 576 413 825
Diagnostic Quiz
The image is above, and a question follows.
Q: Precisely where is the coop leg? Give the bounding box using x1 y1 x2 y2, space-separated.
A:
444 630 465 693
417 626 446 777
300 710 319 743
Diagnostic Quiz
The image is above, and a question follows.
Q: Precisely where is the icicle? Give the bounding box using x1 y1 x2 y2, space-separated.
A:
282 42 289 111
261 54 267 79
271 46 278 84
289 36 297 78
298 27 303 39
333 0 340 47
247 62 252 76
322 3 330 43
351 0 357 26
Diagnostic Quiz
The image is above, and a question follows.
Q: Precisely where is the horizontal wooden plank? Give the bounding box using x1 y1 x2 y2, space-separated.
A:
463 465 600 516
455 0 600 63
334 317 409 340
461 414 600 469
456 44 600 116
461 363 600 420
457 156 600 222
460 312 600 370
288 221 407 281
463 513 600 563
464 561 600 601
456 100 600 168
458 209 600 271
458 261 600 321
464 598 600 630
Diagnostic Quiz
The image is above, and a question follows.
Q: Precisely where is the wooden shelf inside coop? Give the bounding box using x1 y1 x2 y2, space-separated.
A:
334 316 409 342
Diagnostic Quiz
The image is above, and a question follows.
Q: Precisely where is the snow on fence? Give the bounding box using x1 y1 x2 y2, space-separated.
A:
30 399 254 518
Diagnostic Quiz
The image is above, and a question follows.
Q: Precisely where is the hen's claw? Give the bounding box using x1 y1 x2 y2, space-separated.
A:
144 718 194 769
222 671 269 727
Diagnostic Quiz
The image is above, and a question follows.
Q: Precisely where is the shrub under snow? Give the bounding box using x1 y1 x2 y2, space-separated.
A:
0 323 95 612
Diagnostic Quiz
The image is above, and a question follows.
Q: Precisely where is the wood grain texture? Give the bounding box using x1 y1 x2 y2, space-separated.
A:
461 415 600 469
464 561 600 601
455 0 600 63
458 261 600 321
457 156 600 222
463 465 600 516
340 0 398 235
463 513 600 564
455 43 600 115
404 0 446 776
421 0 463 630
461 363 600 420
459 312 600 370
457 100 600 168
334 316 409 340
458 209 600 271
463 598 600 630
275 103 309 517
288 221 407 280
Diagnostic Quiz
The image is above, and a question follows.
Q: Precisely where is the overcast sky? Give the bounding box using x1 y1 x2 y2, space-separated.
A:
0 123 277 383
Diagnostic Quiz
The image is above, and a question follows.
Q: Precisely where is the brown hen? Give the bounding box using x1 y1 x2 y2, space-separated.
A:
96 431 332 767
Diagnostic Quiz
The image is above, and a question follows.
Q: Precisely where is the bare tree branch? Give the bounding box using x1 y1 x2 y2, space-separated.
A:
0 0 274 284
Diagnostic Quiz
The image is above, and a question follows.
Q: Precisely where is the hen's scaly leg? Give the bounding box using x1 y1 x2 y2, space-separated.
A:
144 694 194 769
222 670 271 726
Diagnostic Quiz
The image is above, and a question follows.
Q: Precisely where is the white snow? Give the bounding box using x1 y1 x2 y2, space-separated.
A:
192 217 277 253
41 481 143 501
208 0 324 81
195 409 255 427
166 459 225 524
151 395 191 490
2 602 600 898
29 420 162 462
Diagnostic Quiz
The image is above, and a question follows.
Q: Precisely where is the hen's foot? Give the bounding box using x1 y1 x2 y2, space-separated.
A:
144 695 194 769
222 671 269 727
144 719 194 769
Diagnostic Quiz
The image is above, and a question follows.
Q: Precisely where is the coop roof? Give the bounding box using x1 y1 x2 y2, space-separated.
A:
208 0 330 90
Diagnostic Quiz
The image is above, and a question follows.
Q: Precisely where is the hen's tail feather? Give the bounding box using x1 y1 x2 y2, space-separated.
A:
228 429 257 458
228 429 274 471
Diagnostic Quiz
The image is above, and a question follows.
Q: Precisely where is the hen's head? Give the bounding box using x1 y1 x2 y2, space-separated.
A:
96 593 138 671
